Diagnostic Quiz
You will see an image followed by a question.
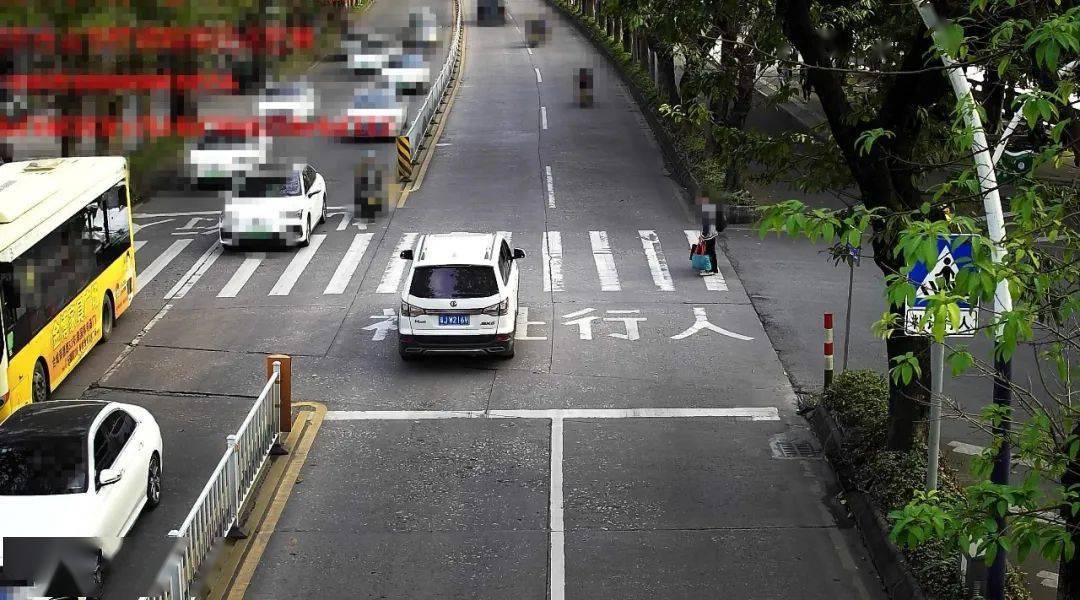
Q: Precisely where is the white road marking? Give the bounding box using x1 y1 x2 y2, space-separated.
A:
134 240 147 252
947 440 984 456
131 218 173 234
164 243 222 299
589 231 621 291
562 308 593 319
269 234 326 296
545 166 555 208
515 306 548 340
685 230 728 290
324 233 374 295
324 407 780 420
377 232 419 293
99 302 173 384
136 239 192 293
179 216 215 230
542 231 564 292
527 46 533 55
549 417 566 600
670 307 753 341
535 67 543 83
135 210 220 218
639 230 674 291
540 106 548 129
336 212 351 231
217 252 265 298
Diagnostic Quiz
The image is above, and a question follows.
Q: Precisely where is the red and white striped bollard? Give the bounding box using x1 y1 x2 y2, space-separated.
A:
824 313 834 389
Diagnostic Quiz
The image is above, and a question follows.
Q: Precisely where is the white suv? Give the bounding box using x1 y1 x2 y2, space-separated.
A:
397 233 525 359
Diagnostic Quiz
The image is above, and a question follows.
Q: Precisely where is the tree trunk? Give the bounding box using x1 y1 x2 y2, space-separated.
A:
649 38 679 106
883 323 931 450
622 21 632 54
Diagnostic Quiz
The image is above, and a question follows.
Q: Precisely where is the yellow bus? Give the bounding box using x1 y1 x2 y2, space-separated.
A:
0 157 136 422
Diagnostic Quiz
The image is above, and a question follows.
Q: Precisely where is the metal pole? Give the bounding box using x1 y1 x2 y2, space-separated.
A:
910 4 1014 596
842 261 854 372
927 341 945 490
272 361 282 433
225 434 246 539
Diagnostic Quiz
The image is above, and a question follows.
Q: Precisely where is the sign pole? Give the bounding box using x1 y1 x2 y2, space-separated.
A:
842 259 854 372
927 341 945 490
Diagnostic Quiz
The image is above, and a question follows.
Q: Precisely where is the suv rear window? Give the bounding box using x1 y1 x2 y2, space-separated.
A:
0 437 88 495
409 266 499 299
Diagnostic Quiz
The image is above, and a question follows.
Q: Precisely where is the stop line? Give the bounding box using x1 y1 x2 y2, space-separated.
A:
132 225 732 300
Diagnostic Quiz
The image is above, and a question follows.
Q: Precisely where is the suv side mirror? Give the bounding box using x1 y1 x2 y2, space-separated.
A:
512 248 526 260
98 468 122 488
400 249 414 260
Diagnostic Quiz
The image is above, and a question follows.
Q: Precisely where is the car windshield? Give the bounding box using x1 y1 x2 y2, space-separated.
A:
0 437 88 495
409 266 500 299
236 173 302 197
197 133 248 150
354 90 394 108
264 85 305 97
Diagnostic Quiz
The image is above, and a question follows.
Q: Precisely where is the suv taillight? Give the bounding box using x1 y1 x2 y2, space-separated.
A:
401 300 426 316
482 298 509 317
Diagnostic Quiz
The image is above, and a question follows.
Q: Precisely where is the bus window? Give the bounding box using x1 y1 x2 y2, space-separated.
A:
99 184 131 265
0 266 16 358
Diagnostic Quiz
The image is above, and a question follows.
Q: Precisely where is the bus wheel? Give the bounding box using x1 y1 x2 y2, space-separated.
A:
32 360 49 403
100 295 115 344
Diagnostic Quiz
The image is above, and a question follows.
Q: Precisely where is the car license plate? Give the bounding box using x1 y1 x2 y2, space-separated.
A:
438 314 469 326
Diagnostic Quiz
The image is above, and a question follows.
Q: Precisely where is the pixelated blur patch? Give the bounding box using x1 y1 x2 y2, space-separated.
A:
1 538 103 597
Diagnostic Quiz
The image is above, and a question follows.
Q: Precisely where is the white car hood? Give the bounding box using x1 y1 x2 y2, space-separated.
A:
189 148 265 165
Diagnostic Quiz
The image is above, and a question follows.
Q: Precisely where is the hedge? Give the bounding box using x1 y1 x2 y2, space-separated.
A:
821 370 1032 600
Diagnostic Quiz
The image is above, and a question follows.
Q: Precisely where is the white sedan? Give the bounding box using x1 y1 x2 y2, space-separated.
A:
345 85 407 138
187 130 272 187
258 81 317 122
220 164 327 248
383 53 430 95
0 400 163 595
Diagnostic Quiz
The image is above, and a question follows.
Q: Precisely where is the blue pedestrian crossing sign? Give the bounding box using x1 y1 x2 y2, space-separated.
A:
904 235 977 336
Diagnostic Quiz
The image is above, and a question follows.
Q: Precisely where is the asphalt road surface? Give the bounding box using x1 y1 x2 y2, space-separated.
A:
44 0 893 598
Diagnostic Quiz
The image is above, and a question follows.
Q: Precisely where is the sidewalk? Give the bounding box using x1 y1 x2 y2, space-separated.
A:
753 66 827 135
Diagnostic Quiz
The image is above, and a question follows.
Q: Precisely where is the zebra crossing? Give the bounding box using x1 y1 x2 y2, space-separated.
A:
132 227 730 300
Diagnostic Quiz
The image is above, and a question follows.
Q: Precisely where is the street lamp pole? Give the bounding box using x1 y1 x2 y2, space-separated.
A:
911 3 1015 598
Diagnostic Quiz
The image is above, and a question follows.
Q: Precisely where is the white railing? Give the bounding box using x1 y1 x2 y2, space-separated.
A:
148 362 284 600
402 0 463 157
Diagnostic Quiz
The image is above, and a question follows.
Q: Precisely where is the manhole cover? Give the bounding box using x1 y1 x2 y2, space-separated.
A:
771 437 820 459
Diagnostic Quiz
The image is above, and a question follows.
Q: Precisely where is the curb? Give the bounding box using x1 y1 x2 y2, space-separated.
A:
808 406 929 600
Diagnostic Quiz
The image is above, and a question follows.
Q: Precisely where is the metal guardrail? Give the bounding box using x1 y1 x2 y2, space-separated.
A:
402 0 463 158
149 361 285 600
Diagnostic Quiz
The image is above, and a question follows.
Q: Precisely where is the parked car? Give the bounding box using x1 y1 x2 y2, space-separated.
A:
383 52 430 95
343 30 401 75
405 8 438 49
397 232 525 359
258 81 317 122
344 84 407 139
0 400 164 596
186 129 272 188
219 163 327 248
